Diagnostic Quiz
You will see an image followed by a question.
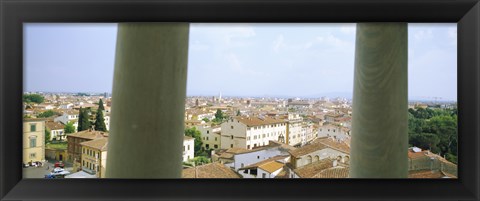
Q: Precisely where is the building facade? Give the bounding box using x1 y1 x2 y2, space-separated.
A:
23 118 46 164
196 124 221 150
183 136 195 162
80 137 108 178
220 116 287 150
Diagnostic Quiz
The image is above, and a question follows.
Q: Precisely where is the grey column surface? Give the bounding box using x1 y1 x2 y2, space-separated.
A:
106 23 189 178
349 23 408 178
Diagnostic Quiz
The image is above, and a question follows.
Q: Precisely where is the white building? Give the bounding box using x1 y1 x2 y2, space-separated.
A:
54 110 79 125
58 103 74 110
45 121 66 141
104 114 110 131
183 136 195 162
220 116 287 150
286 113 303 147
215 141 295 171
317 123 350 141
238 155 289 178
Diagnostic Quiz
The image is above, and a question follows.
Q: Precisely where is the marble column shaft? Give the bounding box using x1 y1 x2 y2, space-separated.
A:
349 23 408 178
106 23 189 178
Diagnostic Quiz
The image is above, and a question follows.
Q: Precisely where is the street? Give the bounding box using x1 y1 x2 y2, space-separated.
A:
23 160 73 178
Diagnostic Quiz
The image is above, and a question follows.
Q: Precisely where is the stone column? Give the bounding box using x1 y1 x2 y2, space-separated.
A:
105 23 189 178
349 23 408 178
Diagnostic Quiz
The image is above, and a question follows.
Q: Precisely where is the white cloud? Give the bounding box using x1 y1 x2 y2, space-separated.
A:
304 34 352 51
225 53 263 76
413 29 433 42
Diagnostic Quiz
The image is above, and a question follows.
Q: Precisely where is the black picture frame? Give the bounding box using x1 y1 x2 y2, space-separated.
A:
1 0 479 200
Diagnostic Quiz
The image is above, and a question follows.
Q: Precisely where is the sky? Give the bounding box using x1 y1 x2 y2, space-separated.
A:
24 23 457 101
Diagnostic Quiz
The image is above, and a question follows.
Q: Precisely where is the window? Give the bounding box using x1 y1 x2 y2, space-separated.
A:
206 137 209 141
231 126 234 129
83 160 85 166
183 146 185 151
257 156 260 159
231 135 234 139
188 145 190 150
214 145 218 149
30 124 36 132
262 173 266 178
247 145 250 149
30 153 36 158
29 137 37 148
230 144 233 148
207 130 209 134
241 163 244 168
215 137 217 141
307 155 312 164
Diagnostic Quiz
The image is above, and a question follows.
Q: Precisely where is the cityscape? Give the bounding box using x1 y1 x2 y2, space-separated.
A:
22 92 458 179
23 23 457 179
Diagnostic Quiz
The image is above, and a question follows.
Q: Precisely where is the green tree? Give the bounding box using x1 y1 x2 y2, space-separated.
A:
94 108 107 131
214 109 224 120
64 121 76 133
78 108 91 131
191 156 211 166
23 94 45 104
45 130 51 144
236 110 241 116
409 133 440 153
78 107 84 131
184 127 204 156
37 110 59 118
98 99 105 111
202 117 210 123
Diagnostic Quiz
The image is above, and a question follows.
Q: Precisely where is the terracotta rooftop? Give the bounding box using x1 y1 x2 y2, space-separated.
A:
45 121 65 130
314 137 350 154
312 166 349 178
182 162 241 178
67 130 108 140
239 155 289 171
288 142 328 158
24 118 48 122
259 161 285 173
80 137 109 151
293 158 335 178
234 116 286 127
408 170 457 179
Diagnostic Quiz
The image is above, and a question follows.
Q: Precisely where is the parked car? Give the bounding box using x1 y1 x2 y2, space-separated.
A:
54 161 65 168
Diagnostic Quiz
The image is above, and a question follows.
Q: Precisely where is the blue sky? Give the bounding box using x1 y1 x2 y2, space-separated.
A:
24 23 457 101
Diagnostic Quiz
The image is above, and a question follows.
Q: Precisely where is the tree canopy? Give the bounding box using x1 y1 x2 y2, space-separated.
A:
184 127 205 156
64 121 76 133
37 110 60 118
408 107 457 164
94 108 107 131
78 108 91 131
23 94 44 104
98 99 105 111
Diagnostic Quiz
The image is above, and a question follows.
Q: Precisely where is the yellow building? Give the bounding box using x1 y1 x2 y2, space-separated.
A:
80 137 108 178
23 118 46 165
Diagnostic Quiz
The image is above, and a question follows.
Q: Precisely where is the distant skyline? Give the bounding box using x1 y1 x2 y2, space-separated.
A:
24 23 457 101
